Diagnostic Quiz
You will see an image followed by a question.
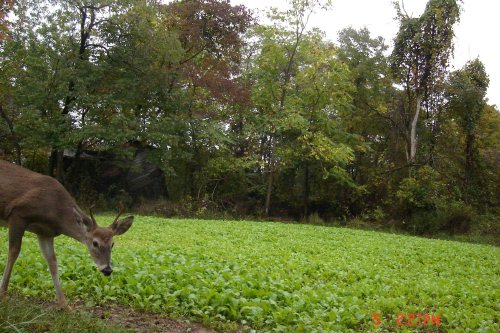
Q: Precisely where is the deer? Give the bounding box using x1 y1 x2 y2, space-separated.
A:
0 160 133 309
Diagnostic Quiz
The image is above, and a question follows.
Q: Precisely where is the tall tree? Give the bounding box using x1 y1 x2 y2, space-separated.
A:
0 0 13 41
249 0 332 216
336 27 398 212
47 0 120 181
0 0 16 161
446 58 489 201
284 32 354 219
391 0 460 173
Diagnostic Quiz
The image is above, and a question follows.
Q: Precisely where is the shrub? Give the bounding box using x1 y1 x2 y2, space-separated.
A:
302 212 325 224
360 206 386 223
406 210 440 234
394 166 476 234
441 201 474 234
396 166 451 212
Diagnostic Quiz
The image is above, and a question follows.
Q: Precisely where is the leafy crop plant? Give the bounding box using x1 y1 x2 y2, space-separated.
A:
1 217 498 332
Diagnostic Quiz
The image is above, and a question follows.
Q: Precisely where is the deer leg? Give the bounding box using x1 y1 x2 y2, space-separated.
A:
0 219 25 299
37 235 68 309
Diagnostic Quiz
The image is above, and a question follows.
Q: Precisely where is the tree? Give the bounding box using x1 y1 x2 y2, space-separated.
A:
248 0 333 216
475 104 500 208
336 27 397 213
391 0 460 173
0 0 252 190
0 0 13 40
446 59 489 202
281 31 354 219
0 0 16 161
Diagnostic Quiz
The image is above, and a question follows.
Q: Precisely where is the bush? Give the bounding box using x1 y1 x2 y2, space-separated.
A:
404 201 475 235
405 210 440 234
360 206 386 223
469 212 500 236
394 166 473 234
396 166 452 212
442 201 474 234
302 212 325 224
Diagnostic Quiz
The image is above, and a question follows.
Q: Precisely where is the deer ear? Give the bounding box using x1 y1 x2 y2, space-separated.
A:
110 216 134 236
73 208 96 232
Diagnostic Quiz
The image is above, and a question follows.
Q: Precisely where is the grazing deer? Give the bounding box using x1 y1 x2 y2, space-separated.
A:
0 160 133 308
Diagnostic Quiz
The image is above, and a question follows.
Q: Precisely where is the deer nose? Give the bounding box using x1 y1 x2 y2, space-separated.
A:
101 266 113 276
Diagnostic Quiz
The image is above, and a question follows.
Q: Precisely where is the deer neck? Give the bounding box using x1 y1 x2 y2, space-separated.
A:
60 222 89 245
63 206 93 245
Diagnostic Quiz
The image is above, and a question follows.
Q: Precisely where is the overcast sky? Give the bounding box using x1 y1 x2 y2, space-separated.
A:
233 0 499 107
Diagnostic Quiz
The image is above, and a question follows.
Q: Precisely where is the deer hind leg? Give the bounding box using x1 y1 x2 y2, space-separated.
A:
0 218 25 299
37 235 68 309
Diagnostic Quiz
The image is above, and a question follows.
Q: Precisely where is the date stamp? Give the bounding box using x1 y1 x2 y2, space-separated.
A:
373 312 441 327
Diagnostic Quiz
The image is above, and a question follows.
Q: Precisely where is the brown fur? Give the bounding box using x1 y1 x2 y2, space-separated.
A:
0 160 133 308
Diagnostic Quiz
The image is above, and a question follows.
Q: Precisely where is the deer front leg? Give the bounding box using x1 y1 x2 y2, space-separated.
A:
37 235 69 309
0 219 25 299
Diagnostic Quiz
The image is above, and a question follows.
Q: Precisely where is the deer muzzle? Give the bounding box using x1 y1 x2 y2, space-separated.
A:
101 266 113 276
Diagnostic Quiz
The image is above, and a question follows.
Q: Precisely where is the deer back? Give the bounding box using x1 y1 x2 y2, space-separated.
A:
0 160 85 238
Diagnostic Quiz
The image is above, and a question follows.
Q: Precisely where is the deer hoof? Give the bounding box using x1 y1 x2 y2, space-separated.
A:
57 300 72 311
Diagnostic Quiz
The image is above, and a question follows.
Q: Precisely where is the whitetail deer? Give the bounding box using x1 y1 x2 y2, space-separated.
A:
0 160 133 308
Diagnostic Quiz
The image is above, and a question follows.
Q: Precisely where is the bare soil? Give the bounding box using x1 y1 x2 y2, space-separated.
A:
82 303 214 333
8 294 247 332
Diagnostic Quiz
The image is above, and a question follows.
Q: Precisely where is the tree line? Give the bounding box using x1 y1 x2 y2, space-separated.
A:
1 0 498 234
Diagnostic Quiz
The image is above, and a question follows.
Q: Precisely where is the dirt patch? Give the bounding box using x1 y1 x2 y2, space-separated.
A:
10 294 246 333
77 303 214 333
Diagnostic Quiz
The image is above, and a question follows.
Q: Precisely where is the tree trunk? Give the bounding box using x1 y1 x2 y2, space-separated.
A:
464 131 475 202
0 104 22 165
56 150 65 183
303 160 310 221
66 139 85 194
264 155 274 216
465 133 474 176
48 150 56 177
263 17 308 216
409 94 422 175
48 149 64 182
428 125 436 167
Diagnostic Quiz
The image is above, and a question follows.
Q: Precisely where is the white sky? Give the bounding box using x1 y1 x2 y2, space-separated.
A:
233 0 499 107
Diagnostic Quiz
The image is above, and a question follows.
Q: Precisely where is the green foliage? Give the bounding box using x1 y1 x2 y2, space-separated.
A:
360 207 386 224
396 166 450 211
391 0 461 88
1 216 498 332
246 9 357 216
395 166 478 234
0 0 498 227
446 59 490 203
391 0 461 166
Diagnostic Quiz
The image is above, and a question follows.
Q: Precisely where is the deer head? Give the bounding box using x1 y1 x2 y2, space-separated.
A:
75 207 133 276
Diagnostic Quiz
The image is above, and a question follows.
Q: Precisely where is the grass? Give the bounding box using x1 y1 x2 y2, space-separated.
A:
1 216 499 332
0 294 127 333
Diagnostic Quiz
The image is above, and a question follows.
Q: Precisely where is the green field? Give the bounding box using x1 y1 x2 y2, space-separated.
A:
1 217 499 332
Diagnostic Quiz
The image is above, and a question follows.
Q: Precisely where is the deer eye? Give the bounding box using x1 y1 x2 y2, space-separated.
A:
92 240 99 248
